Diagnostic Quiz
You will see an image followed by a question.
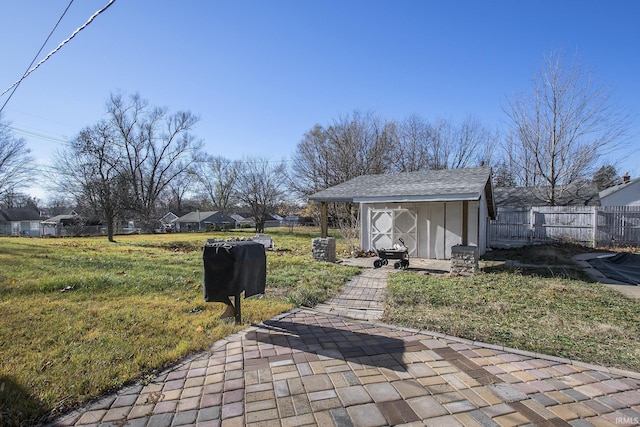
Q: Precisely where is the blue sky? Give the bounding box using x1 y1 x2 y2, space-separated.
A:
1 1 639 200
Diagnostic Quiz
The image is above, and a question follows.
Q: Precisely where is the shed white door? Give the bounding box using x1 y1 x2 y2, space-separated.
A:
370 209 417 256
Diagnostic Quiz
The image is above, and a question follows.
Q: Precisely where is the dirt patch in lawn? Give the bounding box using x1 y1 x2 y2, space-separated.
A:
481 243 606 281
483 243 597 265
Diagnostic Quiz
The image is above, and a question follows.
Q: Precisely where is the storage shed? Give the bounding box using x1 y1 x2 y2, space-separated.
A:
309 167 496 259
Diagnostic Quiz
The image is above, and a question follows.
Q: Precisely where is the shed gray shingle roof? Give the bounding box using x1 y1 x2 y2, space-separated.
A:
309 167 492 203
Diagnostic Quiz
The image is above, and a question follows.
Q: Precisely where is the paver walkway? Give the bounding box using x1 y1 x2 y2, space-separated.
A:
314 268 389 321
50 264 640 427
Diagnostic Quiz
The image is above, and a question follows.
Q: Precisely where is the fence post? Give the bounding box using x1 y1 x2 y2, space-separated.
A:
529 207 535 243
592 207 598 248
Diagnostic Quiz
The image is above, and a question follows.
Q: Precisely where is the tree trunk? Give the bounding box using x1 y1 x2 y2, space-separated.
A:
106 219 116 242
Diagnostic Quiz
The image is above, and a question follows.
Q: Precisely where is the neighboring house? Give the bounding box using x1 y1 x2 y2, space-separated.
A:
0 208 44 236
175 211 236 232
233 213 281 229
41 212 81 237
159 212 181 232
122 220 142 234
493 182 600 207
599 174 640 206
262 214 281 228
280 214 317 227
230 213 254 228
309 167 496 259
283 215 300 226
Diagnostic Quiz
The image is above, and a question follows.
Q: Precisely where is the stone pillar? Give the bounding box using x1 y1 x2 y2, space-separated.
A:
450 245 479 275
312 237 336 263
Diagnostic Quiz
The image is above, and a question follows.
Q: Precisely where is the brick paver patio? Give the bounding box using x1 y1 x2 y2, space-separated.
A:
50 264 640 427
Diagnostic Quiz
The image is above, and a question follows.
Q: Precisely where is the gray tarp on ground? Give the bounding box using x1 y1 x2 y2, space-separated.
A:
587 253 640 286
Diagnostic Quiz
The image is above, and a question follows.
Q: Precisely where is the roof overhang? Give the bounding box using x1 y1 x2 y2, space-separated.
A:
308 167 496 218
311 189 496 218
352 193 483 204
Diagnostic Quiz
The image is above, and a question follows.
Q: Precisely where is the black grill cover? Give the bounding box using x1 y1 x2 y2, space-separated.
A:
203 241 267 303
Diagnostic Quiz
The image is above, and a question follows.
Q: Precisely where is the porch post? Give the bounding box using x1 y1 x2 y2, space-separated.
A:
320 202 328 238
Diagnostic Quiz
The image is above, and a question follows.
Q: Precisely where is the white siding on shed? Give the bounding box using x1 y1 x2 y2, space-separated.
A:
425 202 445 259
361 200 486 260
445 202 463 259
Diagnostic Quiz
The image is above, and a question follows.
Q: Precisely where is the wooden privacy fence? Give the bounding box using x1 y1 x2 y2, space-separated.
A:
488 206 640 248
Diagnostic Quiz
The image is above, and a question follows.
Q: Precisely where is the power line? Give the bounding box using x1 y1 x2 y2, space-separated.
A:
0 0 116 105
9 124 297 161
0 1 74 115
9 126 71 145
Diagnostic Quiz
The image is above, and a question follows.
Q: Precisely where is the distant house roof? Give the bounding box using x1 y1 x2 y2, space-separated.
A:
234 213 279 222
599 176 640 198
230 213 254 225
0 208 42 222
309 167 495 216
176 211 220 223
494 182 600 207
41 214 79 225
159 212 181 224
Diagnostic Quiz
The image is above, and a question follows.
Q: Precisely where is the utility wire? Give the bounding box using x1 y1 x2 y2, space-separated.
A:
9 125 71 145
0 1 74 115
0 0 116 105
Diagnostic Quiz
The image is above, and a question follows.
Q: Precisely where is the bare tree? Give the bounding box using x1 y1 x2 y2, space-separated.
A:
54 122 130 242
291 111 396 230
426 116 495 170
294 113 391 197
291 111 396 197
0 191 39 210
192 155 239 213
324 111 395 181
106 93 204 230
427 117 454 170
52 93 203 239
290 124 334 196
392 114 430 172
292 111 494 232
391 114 495 173
450 116 496 169
0 114 34 197
235 157 287 233
503 50 630 205
162 166 194 213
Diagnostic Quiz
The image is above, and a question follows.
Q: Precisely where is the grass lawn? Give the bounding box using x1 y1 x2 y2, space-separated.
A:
384 244 640 373
0 228 359 426
3 234 640 425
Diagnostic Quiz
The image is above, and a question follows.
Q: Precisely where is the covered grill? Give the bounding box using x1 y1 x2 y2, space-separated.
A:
203 240 266 323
